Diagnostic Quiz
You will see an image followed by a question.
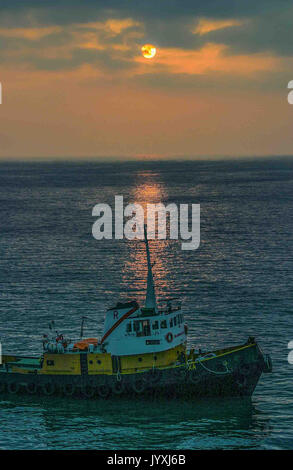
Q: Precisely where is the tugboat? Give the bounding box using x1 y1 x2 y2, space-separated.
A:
0 226 272 399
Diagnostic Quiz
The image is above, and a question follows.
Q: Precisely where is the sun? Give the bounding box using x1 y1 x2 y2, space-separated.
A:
141 44 157 59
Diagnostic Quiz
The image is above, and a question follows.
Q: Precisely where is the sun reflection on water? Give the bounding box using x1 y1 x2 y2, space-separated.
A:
132 170 167 213
120 170 179 308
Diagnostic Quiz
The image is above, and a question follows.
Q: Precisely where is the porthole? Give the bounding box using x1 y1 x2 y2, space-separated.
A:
138 357 143 362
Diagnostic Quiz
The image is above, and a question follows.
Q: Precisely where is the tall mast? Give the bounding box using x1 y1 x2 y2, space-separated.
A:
144 225 158 312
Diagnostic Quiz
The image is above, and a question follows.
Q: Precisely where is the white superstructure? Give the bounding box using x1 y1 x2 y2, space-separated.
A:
100 226 187 356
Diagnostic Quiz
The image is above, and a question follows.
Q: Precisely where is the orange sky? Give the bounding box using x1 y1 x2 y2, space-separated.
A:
0 5 293 159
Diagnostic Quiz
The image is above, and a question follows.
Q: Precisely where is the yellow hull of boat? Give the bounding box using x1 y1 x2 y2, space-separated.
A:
3 343 186 376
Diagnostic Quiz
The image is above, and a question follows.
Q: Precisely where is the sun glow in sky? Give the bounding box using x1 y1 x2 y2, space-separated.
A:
141 44 157 59
0 1 293 160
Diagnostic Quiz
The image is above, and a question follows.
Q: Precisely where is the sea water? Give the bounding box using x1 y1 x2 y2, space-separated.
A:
0 158 292 449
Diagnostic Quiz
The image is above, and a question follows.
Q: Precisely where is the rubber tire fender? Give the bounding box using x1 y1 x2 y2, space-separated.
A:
148 368 162 384
8 382 20 394
132 378 146 394
97 384 111 398
42 383 56 396
63 383 75 396
26 382 37 394
188 368 201 384
81 385 95 398
112 380 125 395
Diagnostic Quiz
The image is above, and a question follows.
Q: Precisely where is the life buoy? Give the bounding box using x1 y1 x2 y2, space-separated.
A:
166 332 173 343
42 383 56 396
63 383 75 396
26 382 37 394
132 378 145 394
97 384 111 398
8 382 20 394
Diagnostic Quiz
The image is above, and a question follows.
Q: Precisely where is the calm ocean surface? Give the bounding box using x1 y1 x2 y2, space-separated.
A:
0 158 292 450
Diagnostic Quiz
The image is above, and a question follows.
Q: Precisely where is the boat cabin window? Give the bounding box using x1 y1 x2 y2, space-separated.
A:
174 316 177 326
160 319 167 328
126 322 132 333
134 320 151 337
142 320 151 336
152 321 159 330
134 320 141 332
170 318 173 327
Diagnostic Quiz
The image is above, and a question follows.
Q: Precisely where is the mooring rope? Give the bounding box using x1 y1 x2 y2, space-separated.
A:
197 359 231 375
116 370 121 382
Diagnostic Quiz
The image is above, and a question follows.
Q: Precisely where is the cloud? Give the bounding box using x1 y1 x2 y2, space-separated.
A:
2 63 292 159
0 1 292 93
0 0 290 24
0 25 62 40
0 1 292 160
203 8 293 57
0 0 292 64
193 18 243 36
0 17 144 71
89 18 141 36
134 43 282 77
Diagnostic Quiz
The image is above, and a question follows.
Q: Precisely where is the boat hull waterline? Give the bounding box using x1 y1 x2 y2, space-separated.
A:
0 340 272 399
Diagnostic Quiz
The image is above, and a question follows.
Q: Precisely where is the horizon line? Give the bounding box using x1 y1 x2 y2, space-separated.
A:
0 154 293 163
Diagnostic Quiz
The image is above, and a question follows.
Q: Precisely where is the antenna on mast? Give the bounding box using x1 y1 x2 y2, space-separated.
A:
144 224 158 312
